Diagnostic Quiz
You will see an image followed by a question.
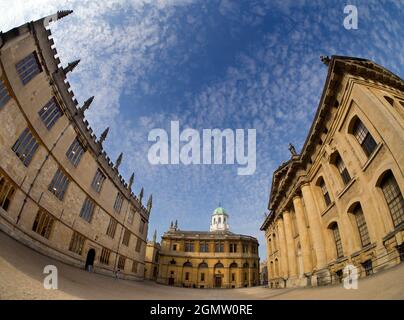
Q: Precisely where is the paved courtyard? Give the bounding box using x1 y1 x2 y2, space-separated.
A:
0 231 403 300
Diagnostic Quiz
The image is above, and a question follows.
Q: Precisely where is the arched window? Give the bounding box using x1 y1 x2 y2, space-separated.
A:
183 261 192 267
198 262 208 268
350 203 370 247
268 239 272 255
0 176 15 211
329 222 343 258
272 234 277 250
331 153 351 185
243 262 249 268
379 171 404 227
384 96 394 106
214 262 224 268
218 217 221 223
318 177 331 207
229 262 238 268
350 117 377 157
274 259 279 277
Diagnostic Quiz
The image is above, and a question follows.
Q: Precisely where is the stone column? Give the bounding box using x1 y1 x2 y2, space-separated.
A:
276 217 289 279
293 195 313 273
283 210 298 278
301 183 327 269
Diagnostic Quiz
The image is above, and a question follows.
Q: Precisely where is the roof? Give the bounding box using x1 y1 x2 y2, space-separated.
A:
213 207 228 216
162 229 258 242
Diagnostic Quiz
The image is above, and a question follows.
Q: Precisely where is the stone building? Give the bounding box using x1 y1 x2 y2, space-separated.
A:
260 260 268 285
157 207 259 288
261 56 404 288
144 230 160 281
0 12 153 280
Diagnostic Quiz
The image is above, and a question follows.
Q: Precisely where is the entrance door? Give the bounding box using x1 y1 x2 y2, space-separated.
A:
85 249 95 271
214 275 222 288
168 277 175 286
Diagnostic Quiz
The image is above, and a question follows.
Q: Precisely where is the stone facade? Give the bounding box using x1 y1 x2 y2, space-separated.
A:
157 209 260 288
0 12 152 280
144 231 160 281
261 56 404 288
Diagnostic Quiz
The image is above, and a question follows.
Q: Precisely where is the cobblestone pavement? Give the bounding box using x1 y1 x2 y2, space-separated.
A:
0 231 403 300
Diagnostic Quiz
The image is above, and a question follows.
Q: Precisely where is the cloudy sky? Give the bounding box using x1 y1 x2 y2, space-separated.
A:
1 0 403 258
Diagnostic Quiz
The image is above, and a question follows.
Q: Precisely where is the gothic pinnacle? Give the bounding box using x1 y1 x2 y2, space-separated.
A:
114 152 123 170
80 96 94 113
99 127 109 145
147 194 153 212
57 10 74 20
139 187 144 204
320 55 331 66
63 59 80 74
128 173 135 190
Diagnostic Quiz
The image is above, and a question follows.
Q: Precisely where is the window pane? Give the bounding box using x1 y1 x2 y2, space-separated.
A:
16 52 41 85
381 173 404 227
0 79 10 108
66 138 85 167
38 97 63 129
12 128 39 167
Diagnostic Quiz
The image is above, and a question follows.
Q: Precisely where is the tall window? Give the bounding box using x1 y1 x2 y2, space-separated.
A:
122 229 131 246
380 172 404 227
229 243 237 253
91 169 106 193
16 52 42 85
12 128 39 166
319 178 331 207
38 97 63 129
32 210 54 239
184 241 194 252
117 255 126 270
0 79 10 108
199 241 209 252
113 192 124 214
139 218 146 234
200 273 205 281
353 205 370 247
100 248 111 265
48 168 70 200
69 232 85 255
352 118 377 157
331 223 343 258
66 138 85 167
135 237 142 252
132 261 138 273
0 174 15 211
106 218 117 238
127 208 135 224
335 155 351 185
214 241 224 252
79 197 95 222
242 243 249 253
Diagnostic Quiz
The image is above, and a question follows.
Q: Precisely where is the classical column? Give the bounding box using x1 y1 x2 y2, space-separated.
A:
301 183 327 269
293 195 313 273
283 210 298 278
276 217 289 279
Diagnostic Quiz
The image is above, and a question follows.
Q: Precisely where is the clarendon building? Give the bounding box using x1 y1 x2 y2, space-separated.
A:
0 11 153 280
261 56 404 288
157 207 260 288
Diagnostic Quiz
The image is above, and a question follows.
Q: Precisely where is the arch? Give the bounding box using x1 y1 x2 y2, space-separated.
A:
316 176 331 207
183 261 192 267
376 169 404 228
214 262 224 268
328 222 344 259
198 262 208 268
85 248 96 271
274 259 279 277
384 96 394 106
243 262 249 268
229 262 238 268
347 115 378 157
170 259 176 265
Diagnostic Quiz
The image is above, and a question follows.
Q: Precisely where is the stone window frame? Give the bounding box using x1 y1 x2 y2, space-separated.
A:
12 127 40 167
79 197 96 223
100 247 111 265
0 78 10 108
0 173 16 212
38 97 63 130
91 168 106 193
329 222 344 259
348 116 378 158
106 217 117 238
122 228 131 246
48 167 70 201
69 232 86 255
66 137 85 167
117 255 126 270
135 236 142 252
330 151 352 186
15 51 42 85
32 209 55 239
113 192 124 214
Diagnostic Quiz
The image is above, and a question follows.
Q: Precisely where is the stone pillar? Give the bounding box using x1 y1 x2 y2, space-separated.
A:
283 210 298 278
293 195 313 273
301 183 327 269
276 217 289 279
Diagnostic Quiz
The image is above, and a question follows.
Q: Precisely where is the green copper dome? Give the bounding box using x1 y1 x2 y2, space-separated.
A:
213 207 228 216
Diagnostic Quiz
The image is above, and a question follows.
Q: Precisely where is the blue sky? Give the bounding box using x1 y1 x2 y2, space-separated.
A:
1 0 403 259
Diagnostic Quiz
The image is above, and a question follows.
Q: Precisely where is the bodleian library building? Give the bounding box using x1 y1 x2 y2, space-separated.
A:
261 56 404 288
0 12 153 280
156 207 260 288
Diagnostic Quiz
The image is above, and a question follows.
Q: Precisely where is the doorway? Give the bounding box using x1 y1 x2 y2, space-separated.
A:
168 277 175 286
85 248 95 272
214 275 222 288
